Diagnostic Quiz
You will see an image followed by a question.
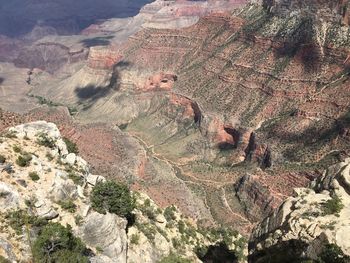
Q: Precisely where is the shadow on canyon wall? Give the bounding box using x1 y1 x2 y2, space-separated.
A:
0 77 4 85
75 60 131 108
80 36 114 48
0 0 153 37
197 242 238 263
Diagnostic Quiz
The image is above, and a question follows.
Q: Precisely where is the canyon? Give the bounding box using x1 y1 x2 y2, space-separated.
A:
0 0 349 262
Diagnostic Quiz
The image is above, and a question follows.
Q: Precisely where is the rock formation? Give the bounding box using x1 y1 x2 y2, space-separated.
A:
0 121 247 262
249 158 350 262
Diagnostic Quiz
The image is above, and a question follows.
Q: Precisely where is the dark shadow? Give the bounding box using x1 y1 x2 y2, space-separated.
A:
197 242 238 263
76 60 132 109
80 36 114 48
248 239 310 263
0 0 153 37
0 77 4 85
218 128 241 151
273 16 320 73
125 213 136 232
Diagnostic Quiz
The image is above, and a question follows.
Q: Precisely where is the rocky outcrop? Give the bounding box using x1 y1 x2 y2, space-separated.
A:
249 158 350 262
235 175 274 221
0 121 247 262
79 212 128 263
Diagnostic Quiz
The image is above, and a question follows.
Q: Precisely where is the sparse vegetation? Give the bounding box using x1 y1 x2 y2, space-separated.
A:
63 137 79 154
46 152 54 161
157 253 192 263
58 200 77 213
5 209 47 235
16 153 32 167
12 145 22 153
74 215 84 226
37 133 56 148
319 244 350 263
321 195 344 216
32 222 88 263
130 233 140 245
28 171 40 181
90 180 135 217
3 131 17 139
164 206 177 221
96 246 103 253
68 172 84 186
135 222 157 242
0 154 6 164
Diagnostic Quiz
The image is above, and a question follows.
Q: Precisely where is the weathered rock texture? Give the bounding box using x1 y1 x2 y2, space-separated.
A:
249 158 350 262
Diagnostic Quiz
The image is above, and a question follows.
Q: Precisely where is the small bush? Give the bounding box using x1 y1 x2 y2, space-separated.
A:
130 233 140 245
32 222 88 263
68 172 84 186
157 253 192 263
74 215 84 226
16 153 32 167
58 200 77 213
135 223 157 242
46 152 54 161
322 195 344 216
37 133 56 148
164 206 177 221
0 154 6 164
90 180 135 217
96 246 103 253
28 171 40 181
5 210 47 235
4 131 17 139
63 137 79 154
319 244 350 263
12 145 22 153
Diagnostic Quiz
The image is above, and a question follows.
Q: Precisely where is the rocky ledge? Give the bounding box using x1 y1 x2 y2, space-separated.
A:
249 158 350 262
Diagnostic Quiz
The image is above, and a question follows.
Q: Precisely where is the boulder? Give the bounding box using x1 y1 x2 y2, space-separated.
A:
49 171 77 202
63 153 76 166
78 211 127 263
0 182 20 210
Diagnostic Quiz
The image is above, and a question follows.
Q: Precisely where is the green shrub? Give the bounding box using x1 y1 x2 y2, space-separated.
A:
0 154 6 164
74 215 84 226
90 180 135 217
16 153 32 167
5 210 47 235
36 133 56 148
178 220 186 234
32 222 88 263
319 244 350 263
164 206 177 221
135 222 157 242
46 152 54 161
96 246 103 253
12 145 21 153
68 172 84 186
322 195 344 215
63 137 79 154
130 233 140 245
157 253 192 263
28 171 40 181
58 200 77 213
